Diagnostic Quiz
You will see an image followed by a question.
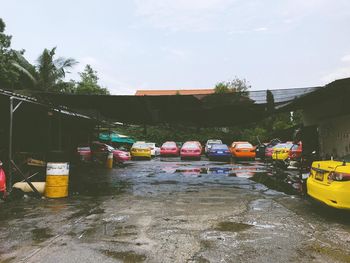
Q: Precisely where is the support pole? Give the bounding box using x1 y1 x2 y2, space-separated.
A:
108 120 111 145
8 97 13 191
58 111 62 151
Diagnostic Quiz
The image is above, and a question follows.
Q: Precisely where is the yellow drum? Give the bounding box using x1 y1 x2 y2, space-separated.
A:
45 162 69 198
106 152 113 169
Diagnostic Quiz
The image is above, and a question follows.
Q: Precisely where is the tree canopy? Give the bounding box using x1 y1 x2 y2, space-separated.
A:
36 47 77 92
0 18 110 95
75 65 109 95
214 77 251 95
0 18 24 90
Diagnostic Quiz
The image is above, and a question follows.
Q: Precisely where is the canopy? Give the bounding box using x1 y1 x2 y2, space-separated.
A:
99 132 135 144
36 87 318 127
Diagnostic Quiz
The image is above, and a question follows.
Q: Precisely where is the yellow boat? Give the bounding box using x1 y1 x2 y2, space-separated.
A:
307 159 350 209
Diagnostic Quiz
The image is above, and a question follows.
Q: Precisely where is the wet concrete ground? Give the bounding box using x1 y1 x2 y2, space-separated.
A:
1 158 350 262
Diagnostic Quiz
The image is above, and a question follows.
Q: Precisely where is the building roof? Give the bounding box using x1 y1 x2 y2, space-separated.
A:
38 86 320 127
135 89 215 96
248 87 320 105
0 89 93 120
135 87 320 105
279 77 350 111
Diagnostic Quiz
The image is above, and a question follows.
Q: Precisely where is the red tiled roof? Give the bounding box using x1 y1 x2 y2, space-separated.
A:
135 89 215 96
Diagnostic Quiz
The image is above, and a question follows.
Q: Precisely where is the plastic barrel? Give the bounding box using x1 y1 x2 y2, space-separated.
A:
45 162 69 198
106 152 113 168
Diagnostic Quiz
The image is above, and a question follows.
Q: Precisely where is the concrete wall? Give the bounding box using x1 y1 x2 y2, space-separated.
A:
317 114 350 159
302 95 350 158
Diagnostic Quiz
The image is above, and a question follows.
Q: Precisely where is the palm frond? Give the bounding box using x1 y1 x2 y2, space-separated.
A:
12 62 37 83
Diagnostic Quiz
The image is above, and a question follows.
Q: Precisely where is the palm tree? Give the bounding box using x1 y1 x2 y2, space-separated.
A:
12 51 38 87
36 47 77 92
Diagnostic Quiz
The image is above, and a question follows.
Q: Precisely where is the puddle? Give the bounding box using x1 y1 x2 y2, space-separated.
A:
214 221 252 232
193 256 211 263
101 250 146 262
31 227 54 242
250 172 303 195
0 257 16 263
174 168 207 175
151 180 179 185
207 167 233 175
113 225 137 237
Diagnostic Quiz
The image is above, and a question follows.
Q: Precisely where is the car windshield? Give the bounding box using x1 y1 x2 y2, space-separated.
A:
163 142 176 147
146 143 156 147
207 140 222 145
183 143 198 149
212 144 228 150
274 143 293 149
106 145 115 151
291 144 300 150
133 143 148 148
236 143 253 148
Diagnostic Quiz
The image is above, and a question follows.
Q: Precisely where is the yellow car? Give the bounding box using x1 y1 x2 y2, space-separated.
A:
130 143 151 159
271 142 293 161
307 158 350 209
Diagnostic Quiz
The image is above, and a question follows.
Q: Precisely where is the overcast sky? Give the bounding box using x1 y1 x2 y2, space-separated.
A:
2 0 350 94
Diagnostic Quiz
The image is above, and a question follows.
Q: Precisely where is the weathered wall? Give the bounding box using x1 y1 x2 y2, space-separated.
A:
317 114 350 159
302 94 350 158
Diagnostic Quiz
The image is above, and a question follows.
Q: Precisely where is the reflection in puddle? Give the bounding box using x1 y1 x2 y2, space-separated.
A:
215 221 253 232
175 168 206 175
250 172 304 195
101 250 146 263
166 165 262 178
31 227 54 242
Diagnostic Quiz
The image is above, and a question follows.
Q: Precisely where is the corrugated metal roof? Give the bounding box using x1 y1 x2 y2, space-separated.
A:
0 89 93 120
248 87 321 104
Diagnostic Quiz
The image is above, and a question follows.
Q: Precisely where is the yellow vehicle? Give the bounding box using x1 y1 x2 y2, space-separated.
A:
130 143 151 159
307 157 350 209
271 142 293 161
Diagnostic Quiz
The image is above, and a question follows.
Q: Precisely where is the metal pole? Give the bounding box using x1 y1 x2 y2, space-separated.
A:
58 111 62 151
8 97 13 191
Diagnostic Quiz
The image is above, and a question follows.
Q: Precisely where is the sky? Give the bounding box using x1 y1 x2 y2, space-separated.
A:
1 0 350 95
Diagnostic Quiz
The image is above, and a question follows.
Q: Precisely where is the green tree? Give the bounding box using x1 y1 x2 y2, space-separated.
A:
214 77 251 95
0 19 21 90
0 18 37 91
36 47 77 92
75 64 109 95
214 82 231 93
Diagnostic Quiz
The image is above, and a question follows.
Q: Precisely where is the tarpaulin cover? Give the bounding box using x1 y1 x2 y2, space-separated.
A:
99 132 135 144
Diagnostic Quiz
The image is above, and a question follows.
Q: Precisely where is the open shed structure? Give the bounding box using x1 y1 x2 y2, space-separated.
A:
0 89 97 190
38 87 319 127
280 77 350 158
